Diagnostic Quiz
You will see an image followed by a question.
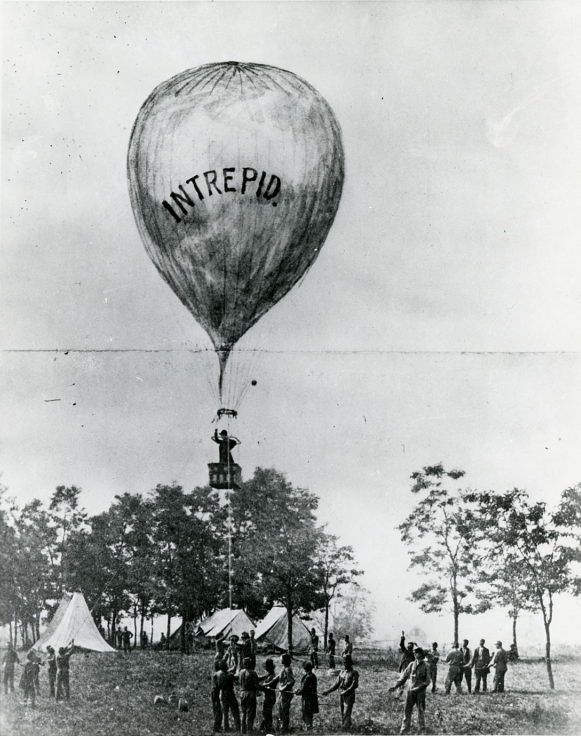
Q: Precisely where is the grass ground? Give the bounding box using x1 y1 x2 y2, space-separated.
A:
1 648 580 735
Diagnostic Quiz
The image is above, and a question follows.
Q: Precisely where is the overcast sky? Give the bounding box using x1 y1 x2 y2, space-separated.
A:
2 0 581 646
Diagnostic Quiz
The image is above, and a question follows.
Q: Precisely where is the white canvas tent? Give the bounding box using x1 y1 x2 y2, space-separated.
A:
31 592 115 653
195 608 255 640
254 606 312 654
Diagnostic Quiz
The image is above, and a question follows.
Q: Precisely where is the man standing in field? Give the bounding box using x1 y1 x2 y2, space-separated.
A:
276 653 295 734
46 645 57 697
211 657 223 733
258 658 278 733
327 632 337 670
55 639 75 701
310 628 320 670
489 641 508 693
239 656 263 734
426 643 440 693
122 626 133 653
399 632 415 672
460 639 472 693
470 639 491 693
322 653 359 731
226 635 240 673
249 630 257 669
444 642 464 694
389 646 430 735
216 660 241 732
19 651 38 708
2 643 20 694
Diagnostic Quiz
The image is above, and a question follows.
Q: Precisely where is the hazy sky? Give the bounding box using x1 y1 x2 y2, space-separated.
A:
2 1 581 646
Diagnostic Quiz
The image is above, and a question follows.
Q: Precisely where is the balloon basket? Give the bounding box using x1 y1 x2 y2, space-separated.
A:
208 463 242 490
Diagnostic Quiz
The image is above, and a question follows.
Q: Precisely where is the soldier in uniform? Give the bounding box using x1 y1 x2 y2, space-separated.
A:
46 645 57 697
399 632 415 672
2 643 20 694
327 632 337 670
460 639 472 693
239 657 263 734
444 642 464 694
122 626 133 653
211 656 223 733
276 653 295 734
19 651 38 708
216 660 241 732
309 628 320 669
226 635 240 673
258 658 278 733
489 641 508 693
55 639 75 701
249 630 257 669
322 653 359 731
389 647 430 735
295 661 319 731
426 642 440 693
470 639 491 693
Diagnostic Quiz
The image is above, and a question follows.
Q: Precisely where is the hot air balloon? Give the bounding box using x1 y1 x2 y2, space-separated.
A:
127 61 345 407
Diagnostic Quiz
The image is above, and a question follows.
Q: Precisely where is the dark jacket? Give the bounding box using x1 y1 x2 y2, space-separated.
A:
470 646 491 671
399 636 415 672
297 672 319 714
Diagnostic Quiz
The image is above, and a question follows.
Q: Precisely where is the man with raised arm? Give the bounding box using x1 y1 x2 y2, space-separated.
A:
389 646 430 735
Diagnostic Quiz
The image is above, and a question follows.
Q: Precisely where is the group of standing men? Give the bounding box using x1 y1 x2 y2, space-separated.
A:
2 640 75 707
210 630 360 734
389 633 511 735
441 639 509 695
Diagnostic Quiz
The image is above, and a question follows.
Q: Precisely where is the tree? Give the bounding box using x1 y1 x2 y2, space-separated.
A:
13 500 55 643
313 534 363 648
473 554 536 656
150 484 223 652
468 487 581 689
232 468 326 655
0 485 19 644
328 585 375 643
49 485 87 595
398 464 481 644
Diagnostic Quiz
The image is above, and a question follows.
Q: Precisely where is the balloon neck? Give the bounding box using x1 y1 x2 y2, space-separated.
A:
217 345 233 401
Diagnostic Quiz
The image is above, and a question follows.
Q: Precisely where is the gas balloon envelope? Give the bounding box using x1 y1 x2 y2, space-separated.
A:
128 61 344 399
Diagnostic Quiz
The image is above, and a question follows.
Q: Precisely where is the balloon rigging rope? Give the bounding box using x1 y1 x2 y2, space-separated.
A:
226 412 234 610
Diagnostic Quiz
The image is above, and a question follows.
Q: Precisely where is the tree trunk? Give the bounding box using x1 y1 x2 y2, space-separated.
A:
166 613 172 649
286 597 293 658
180 613 187 654
453 599 459 645
544 619 554 689
111 609 118 649
133 605 138 650
140 610 145 649
324 600 330 650
9 621 13 647
511 611 519 656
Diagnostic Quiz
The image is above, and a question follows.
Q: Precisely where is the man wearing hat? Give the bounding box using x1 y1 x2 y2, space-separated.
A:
489 641 508 693
444 642 464 694
399 632 416 672
322 654 359 731
389 646 430 735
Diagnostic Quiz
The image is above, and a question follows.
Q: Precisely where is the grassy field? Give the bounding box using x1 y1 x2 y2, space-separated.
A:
1 647 580 735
